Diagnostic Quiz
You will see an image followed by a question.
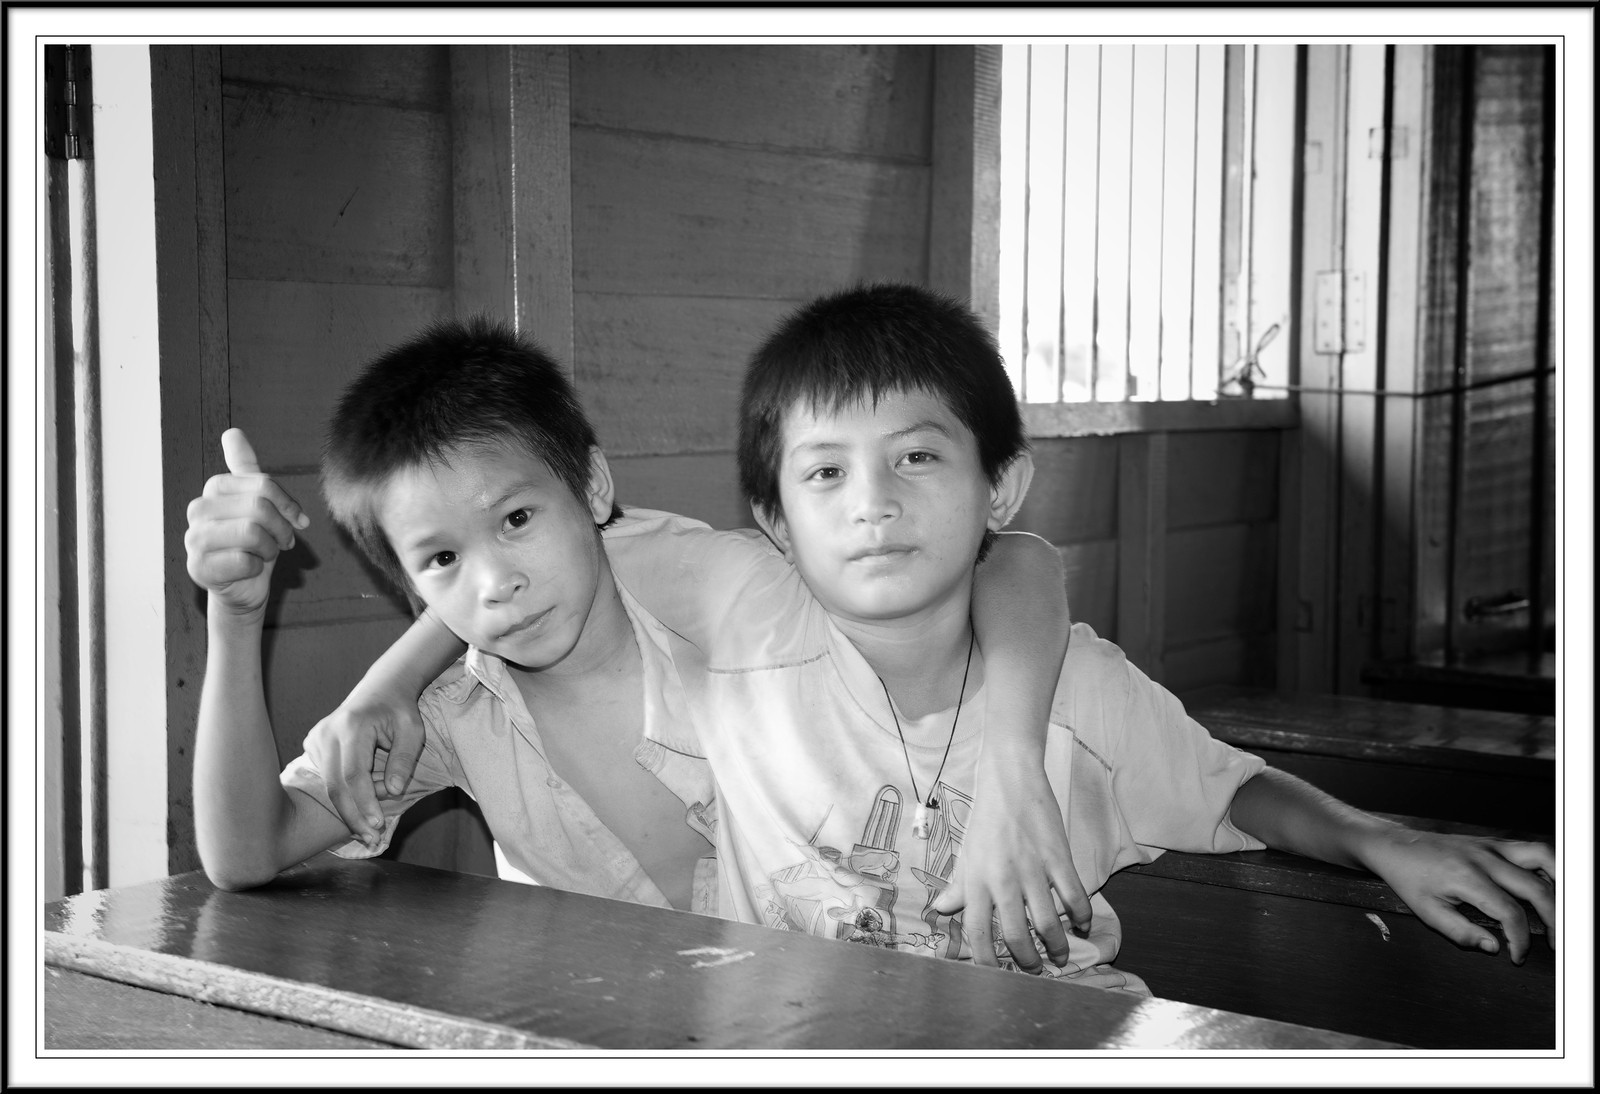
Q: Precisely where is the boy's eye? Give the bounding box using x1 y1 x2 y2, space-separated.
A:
808 466 843 482
429 550 458 569
505 507 533 530
903 450 936 465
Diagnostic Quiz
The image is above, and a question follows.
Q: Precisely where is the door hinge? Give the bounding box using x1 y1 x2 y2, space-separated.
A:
45 44 93 161
1313 269 1366 355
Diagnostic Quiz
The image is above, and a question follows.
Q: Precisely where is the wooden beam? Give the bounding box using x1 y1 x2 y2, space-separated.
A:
1281 44 1348 694
929 44 1003 328
450 45 574 366
151 45 230 877
1116 432 1169 680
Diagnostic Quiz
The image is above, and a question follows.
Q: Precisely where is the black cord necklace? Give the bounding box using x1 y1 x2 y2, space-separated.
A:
876 627 975 840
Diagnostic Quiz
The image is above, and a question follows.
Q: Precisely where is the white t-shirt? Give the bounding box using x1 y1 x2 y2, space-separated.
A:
604 509 1268 992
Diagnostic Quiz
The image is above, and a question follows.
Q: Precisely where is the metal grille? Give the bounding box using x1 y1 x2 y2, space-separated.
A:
999 43 1295 406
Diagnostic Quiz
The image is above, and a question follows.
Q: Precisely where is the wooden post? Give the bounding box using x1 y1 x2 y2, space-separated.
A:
1116 432 1169 682
930 44 1002 330
450 45 574 367
151 45 231 876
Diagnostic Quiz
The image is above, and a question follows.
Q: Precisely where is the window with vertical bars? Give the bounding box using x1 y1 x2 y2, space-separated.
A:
998 43 1297 406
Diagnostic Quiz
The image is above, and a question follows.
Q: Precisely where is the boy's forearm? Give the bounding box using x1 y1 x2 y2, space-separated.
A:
1227 766 1396 871
972 531 1071 755
193 605 328 888
354 608 467 703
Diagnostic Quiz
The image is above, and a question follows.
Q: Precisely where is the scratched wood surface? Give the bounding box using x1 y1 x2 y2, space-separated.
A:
43 857 1397 1051
1103 867 1556 1050
45 967 389 1050
1181 685 1555 832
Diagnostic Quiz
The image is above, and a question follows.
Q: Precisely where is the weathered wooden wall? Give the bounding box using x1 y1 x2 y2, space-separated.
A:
158 43 1283 877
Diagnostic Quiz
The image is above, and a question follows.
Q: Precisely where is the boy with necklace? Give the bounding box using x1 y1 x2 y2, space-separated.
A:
187 317 1085 963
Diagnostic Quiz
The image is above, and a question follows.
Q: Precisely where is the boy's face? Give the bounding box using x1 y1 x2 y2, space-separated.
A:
760 388 1016 627
376 440 615 670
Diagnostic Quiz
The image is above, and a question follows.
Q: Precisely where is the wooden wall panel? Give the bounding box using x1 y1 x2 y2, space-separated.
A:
258 617 414 764
571 45 932 160
253 471 412 630
1166 430 1279 529
570 128 928 299
227 280 453 468
1059 540 1118 641
608 453 752 531
1166 633 1276 695
575 291 799 456
221 45 448 111
1165 523 1279 647
1012 436 1119 545
221 85 450 286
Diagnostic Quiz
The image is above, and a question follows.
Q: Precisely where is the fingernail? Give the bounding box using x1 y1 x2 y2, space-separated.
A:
296 513 311 529
388 777 404 794
1478 937 1500 954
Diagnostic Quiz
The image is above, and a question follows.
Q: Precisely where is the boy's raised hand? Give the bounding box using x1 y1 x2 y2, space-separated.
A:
1363 827 1557 965
185 428 310 617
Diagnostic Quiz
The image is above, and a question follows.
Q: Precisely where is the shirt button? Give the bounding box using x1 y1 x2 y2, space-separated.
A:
546 776 562 789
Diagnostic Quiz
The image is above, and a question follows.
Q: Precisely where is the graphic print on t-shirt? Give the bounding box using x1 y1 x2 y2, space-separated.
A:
756 782 974 958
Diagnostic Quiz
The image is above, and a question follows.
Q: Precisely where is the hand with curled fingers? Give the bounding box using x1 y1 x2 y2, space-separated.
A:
184 428 310 618
301 688 429 853
932 756 1091 973
1362 826 1556 965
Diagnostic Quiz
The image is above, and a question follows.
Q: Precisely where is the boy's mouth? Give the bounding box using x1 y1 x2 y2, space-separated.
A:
849 544 916 563
498 608 552 640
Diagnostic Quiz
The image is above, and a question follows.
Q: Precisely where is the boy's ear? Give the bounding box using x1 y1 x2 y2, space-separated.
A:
987 452 1035 531
752 503 794 559
584 446 617 524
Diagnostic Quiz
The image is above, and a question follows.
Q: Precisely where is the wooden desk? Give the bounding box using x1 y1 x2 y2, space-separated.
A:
1181 685 1555 833
1103 825 1556 1050
43 856 1398 1051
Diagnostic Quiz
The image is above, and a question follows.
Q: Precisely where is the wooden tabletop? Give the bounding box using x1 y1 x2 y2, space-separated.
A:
1181 685 1555 773
43 855 1400 1051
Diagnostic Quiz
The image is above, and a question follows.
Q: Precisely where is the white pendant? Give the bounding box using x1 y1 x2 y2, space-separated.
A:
911 800 935 840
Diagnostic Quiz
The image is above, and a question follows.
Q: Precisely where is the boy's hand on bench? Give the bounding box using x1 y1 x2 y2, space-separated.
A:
302 693 429 850
934 760 1091 972
184 428 310 617
1361 827 1557 965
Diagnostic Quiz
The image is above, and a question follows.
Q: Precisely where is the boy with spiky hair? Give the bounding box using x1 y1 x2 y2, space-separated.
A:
318 285 1553 988
186 315 1086 949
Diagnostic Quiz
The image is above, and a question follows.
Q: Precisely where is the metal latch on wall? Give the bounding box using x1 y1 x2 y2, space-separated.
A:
1313 269 1365 355
44 44 93 161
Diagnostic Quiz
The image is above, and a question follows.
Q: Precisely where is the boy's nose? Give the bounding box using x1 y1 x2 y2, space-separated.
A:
479 558 527 605
851 467 902 524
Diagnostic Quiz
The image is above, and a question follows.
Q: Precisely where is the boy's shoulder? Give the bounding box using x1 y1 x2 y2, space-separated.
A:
1047 622 1136 731
601 507 816 659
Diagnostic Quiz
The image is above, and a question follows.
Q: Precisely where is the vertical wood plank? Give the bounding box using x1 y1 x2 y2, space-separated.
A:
1376 45 1430 664
152 45 230 876
45 153 78 899
451 45 574 365
1281 44 1347 694
1334 44 1389 692
1116 432 1168 680
930 45 1003 327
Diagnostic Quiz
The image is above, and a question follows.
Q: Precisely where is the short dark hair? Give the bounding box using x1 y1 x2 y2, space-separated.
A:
321 316 618 601
737 283 1027 522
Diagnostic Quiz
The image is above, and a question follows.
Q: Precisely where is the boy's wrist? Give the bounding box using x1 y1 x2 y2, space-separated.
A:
208 595 269 629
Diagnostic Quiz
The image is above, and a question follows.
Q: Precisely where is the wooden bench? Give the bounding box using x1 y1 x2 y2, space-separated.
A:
43 855 1398 1051
1180 685 1555 834
1101 814 1555 1050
